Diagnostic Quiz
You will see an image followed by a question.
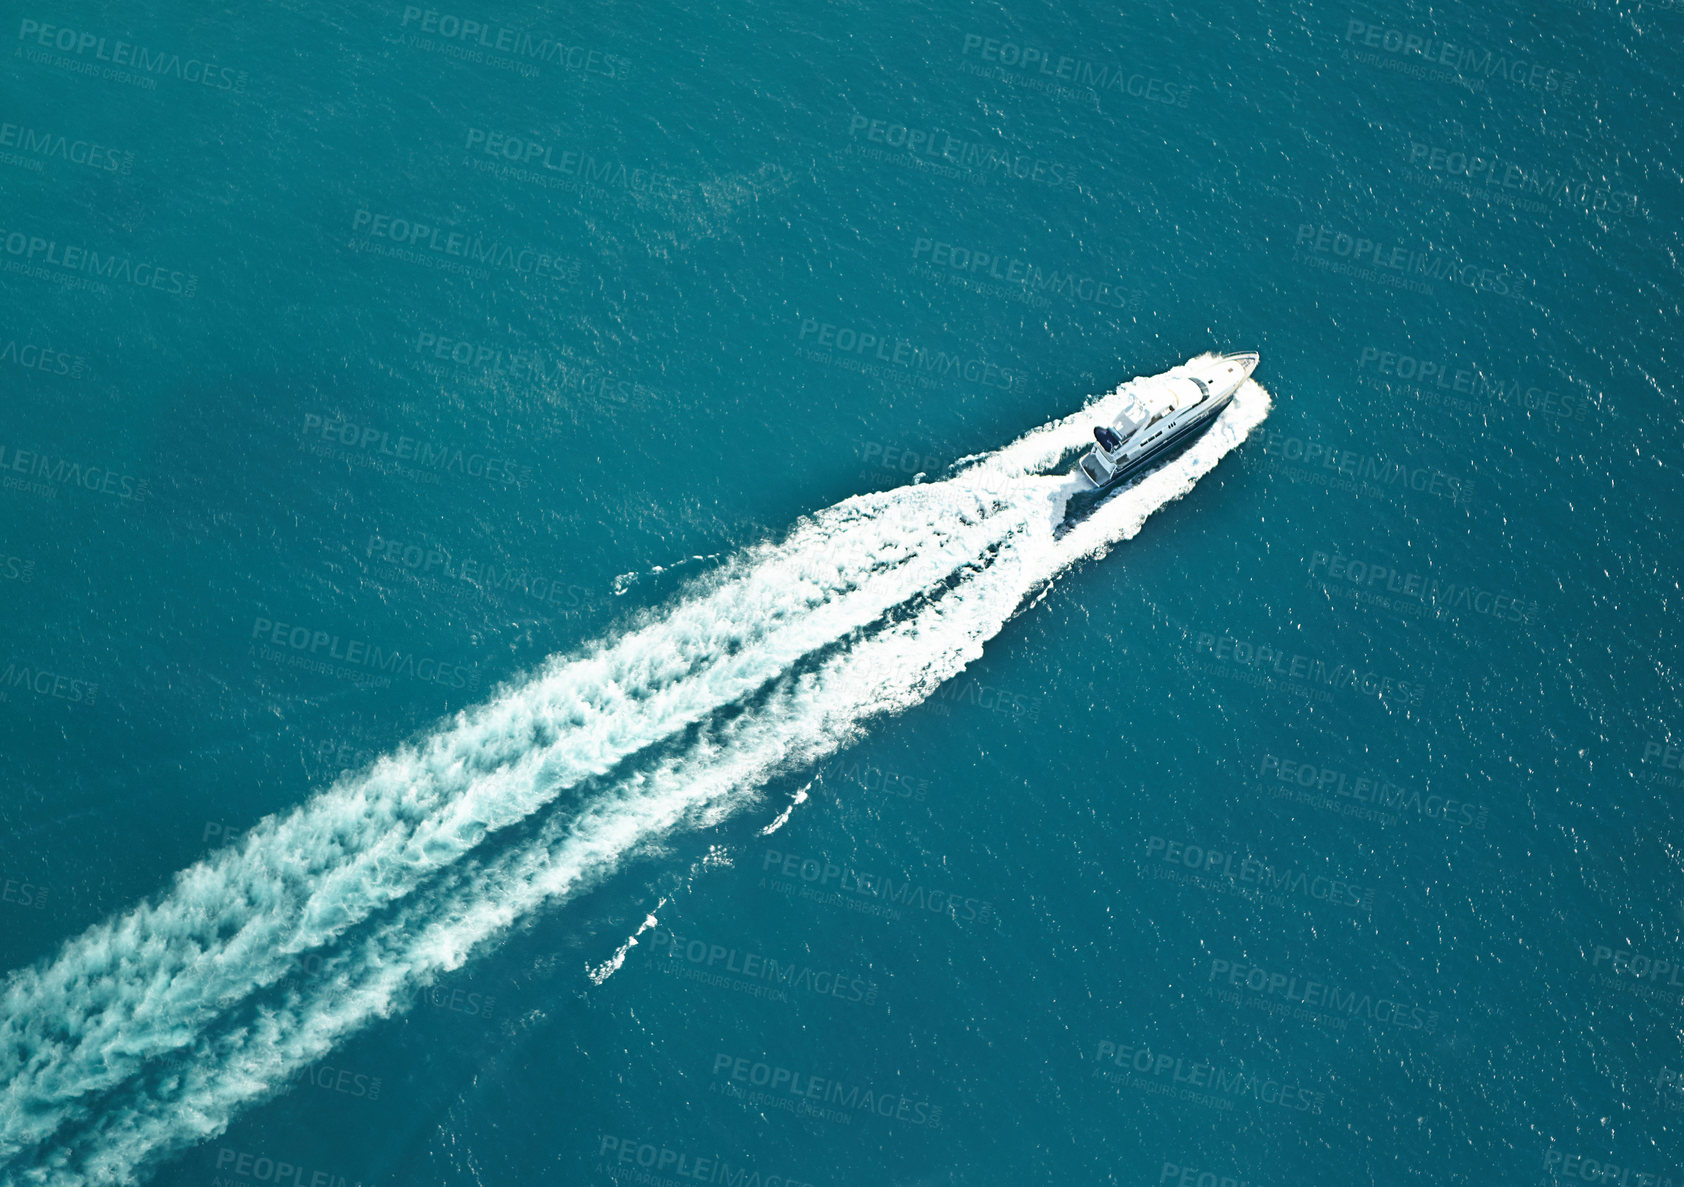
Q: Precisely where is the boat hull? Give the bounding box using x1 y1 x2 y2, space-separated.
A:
1080 386 1235 489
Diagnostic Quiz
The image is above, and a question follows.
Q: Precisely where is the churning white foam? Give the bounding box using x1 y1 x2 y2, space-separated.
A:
0 362 1269 1185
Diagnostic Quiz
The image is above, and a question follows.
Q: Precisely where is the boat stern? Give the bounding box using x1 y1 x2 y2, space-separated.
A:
1077 448 1116 487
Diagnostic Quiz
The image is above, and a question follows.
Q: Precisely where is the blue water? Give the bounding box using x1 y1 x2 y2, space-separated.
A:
3 1 1681 1184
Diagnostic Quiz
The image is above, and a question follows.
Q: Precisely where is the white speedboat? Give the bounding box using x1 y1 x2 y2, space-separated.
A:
1076 352 1259 488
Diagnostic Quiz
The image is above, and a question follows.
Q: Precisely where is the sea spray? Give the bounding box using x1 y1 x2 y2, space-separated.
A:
0 360 1269 1186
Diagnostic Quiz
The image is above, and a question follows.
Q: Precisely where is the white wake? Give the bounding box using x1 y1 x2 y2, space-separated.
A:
0 358 1270 1185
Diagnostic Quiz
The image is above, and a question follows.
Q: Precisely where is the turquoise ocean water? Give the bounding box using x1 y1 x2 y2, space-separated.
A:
2 1 1682 1184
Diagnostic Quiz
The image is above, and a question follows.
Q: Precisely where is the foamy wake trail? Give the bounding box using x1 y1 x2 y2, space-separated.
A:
0 485 1025 1143
1 369 1269 1186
